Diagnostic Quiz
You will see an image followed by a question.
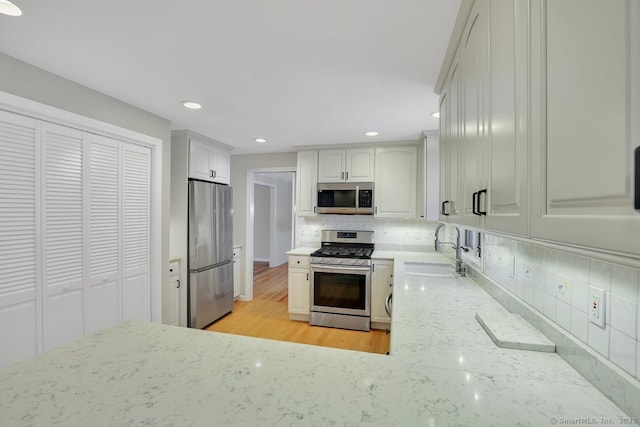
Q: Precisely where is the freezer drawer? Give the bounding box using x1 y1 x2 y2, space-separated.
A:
188 261 233 329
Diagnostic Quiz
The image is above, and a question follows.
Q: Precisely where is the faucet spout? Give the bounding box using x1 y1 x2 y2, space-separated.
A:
434 223 466 277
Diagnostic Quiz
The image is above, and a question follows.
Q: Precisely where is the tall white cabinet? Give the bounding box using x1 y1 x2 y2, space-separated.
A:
0 94 160 369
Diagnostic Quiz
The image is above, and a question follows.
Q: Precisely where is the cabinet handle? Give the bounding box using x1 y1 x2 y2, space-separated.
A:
341 171 345 180
176 280 180 289
472 192 480 216
635 146 639 211
478 189 487 216
209 170 214 178
375 206 378 215
441 200 450 216
306 273 309 281
212 170 217 179
345 171 349 180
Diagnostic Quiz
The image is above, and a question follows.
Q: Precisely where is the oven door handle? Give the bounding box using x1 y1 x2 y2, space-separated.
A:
310 265 372 273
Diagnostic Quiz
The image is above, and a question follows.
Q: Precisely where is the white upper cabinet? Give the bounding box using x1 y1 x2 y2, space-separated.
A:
318 148 375 182
295 150 318 216
439 58 462 221
484 0 529 235
458 1 489 228
189 136 230 184
375 146 417 217
530 0 640 255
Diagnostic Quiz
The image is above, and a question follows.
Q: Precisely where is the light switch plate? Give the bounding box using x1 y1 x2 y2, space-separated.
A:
590 287 606 328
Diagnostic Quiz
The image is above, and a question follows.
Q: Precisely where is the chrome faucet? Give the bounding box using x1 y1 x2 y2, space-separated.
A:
434 223 466 276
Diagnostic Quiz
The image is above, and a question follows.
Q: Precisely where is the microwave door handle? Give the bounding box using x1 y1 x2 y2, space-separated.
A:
356 185 359 209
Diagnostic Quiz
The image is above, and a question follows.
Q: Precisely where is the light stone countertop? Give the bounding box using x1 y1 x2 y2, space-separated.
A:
286 246 318 256
0 252 636 426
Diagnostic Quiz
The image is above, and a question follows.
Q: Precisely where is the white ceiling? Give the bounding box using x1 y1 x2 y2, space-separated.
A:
0 0 460 154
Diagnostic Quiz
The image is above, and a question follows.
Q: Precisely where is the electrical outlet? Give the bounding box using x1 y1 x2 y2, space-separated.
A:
590 287 606 328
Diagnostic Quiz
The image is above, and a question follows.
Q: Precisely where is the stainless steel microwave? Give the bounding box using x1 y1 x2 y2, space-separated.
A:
316 182 374 215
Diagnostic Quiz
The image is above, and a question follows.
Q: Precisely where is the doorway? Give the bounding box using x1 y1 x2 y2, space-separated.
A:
244 169 295 301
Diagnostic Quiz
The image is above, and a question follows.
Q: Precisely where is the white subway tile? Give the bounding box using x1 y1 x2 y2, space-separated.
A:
637 341 640 380
544 292 557 321
611 264 639 303
609 328 637 377
571 307 588 343
556 300 572 331
587 321 610 358
610 294 637 339
589 259 612 291
533 286 545 312
571 279 589 314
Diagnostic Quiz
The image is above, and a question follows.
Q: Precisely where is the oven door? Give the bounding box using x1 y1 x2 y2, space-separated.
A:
310 264 371 316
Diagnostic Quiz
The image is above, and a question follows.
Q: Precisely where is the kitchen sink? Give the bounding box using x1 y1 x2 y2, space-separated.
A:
404 261 454 277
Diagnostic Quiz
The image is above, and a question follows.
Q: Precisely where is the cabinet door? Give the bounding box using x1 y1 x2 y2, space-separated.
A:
168 261 180 326
288 267 310 314
346 148 375 182
459 2 489 227
374 147 417 217
530 0 640 255
41 123 85 351
122 143 151 322
233 247 242 298
211 147 230 184
371 260 393 324
318 150 345 182
0 110 41 368
485 0 529 235
85 133 121 334
440 59 462 221
188 137 215 181
295 151 318 216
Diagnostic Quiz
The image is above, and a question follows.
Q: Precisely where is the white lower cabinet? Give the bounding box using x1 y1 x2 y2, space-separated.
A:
371 260 393 326
287 255 310 318
233 246 242 298
168 260 181 326
0 105 154 368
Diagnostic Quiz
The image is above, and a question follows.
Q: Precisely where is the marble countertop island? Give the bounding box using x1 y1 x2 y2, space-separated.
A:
1 252 636 426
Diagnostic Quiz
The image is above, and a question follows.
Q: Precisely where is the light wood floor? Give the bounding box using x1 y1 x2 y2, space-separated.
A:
206 261 390 355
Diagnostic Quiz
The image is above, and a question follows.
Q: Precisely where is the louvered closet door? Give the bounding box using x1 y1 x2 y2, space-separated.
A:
41 123 85 351
121 143 151 321
85 133 121 334
0 110 40 368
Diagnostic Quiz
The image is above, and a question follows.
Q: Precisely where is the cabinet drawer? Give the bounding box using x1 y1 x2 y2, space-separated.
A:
169 261 180 277
288 256 310 268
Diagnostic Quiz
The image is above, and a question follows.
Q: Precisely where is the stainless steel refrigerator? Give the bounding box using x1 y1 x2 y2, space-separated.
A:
188 180 234 329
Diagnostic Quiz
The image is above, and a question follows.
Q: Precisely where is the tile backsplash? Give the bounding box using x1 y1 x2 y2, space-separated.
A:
483 233 640 381
296 216 436 251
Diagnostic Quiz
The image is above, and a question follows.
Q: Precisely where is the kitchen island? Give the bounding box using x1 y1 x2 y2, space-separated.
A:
1 253 636 426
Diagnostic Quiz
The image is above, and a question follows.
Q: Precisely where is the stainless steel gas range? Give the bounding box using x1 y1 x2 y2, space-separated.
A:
309 230 374 332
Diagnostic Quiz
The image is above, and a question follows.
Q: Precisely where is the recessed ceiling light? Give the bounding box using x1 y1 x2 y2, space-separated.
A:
254 138 267 143
0 0 22 16
182 101 202 110
364 131 379 137
431 111 440 118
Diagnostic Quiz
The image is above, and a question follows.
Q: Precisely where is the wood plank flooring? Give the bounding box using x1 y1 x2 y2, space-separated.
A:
206 262 390 355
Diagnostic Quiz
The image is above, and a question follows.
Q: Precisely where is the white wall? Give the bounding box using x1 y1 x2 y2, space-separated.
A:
255 172 294 267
